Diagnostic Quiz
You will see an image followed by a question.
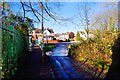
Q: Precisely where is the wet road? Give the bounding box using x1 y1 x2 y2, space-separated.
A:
47 42 86 79
18 42 92 79
50 56 86 80
46 42 71 56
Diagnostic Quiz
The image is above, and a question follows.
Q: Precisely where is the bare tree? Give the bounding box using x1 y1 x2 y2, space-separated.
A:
118 1 120 31
78 2 95 40
93 2 118 31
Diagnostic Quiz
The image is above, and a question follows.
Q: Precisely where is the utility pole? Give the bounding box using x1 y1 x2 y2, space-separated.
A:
40 2 44 64
118 1 120 31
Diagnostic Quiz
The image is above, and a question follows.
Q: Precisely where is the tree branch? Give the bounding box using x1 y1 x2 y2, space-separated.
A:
29 0 41 22
20 0 25 19
22 2 49 21
40 2 57 21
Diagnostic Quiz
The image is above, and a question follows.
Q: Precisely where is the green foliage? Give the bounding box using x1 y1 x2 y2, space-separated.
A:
76 31 81 41
5 4 10 11
1 25 29 78
109 17 114 32
2 13 33 36
44 44 56 52
1 10 33 78
69 30 119 77
105 33 120 79
0 2 2 8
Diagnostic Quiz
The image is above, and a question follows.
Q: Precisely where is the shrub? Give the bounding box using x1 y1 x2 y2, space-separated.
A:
44 44 56 52
69 30 119 78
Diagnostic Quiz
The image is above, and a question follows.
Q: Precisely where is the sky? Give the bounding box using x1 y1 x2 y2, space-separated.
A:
34 2 111 34
34 2 105 34
1 0 119 2
2 1 119 34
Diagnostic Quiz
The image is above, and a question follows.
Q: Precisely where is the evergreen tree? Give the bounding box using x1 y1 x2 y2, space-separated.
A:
76 31 81 41
110 17 114 32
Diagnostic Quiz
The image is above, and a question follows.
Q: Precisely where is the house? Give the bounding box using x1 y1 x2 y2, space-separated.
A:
29 27 75 43
29 27 60 44
54 34 60 40
69 32 75 41
29 28 55 40
54 32 75 41
58 32 69 41
77 31 94 40
44 28 54 40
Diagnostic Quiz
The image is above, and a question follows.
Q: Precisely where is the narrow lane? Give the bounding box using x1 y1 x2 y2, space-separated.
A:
50 56 86 80
18 42 92 79
56 57 84 78
48 42 86 79
46 42 72 56
50 57 70 80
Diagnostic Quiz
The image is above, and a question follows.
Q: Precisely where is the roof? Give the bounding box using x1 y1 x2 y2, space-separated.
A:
34 28 42 33
47 28 54 33
79 31 85 34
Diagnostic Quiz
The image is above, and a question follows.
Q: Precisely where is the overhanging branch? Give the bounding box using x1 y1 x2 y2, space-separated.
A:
20 0 25 18
29 0 41 22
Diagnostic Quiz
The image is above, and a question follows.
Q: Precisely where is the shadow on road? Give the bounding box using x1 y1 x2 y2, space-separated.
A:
15 45 54 79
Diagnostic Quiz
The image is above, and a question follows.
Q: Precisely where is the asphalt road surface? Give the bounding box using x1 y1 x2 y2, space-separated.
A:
48 42 88 79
